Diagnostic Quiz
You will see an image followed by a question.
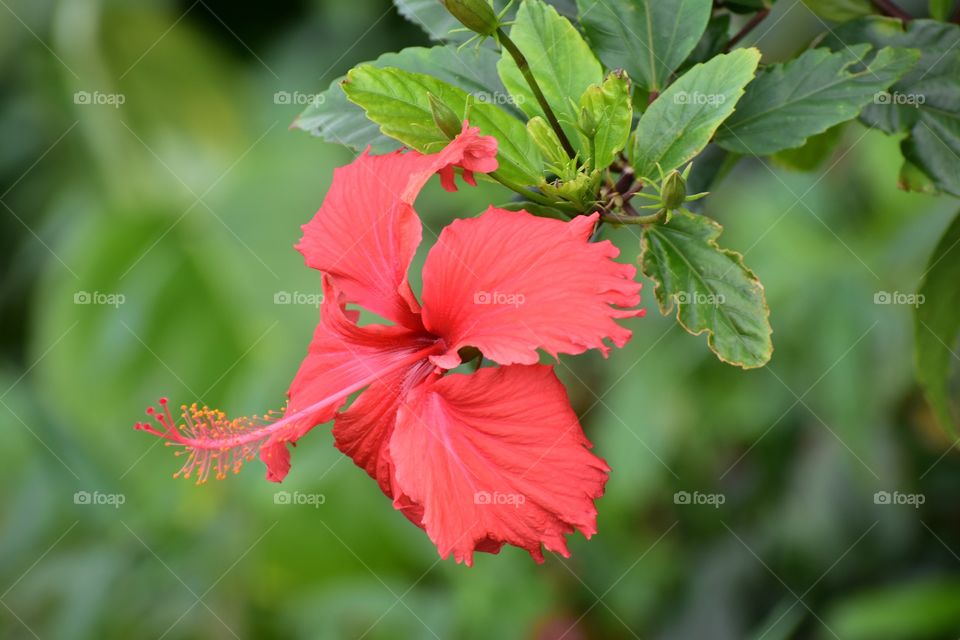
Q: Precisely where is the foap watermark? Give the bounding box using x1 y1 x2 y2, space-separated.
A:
74 490 126 508
874 91 926 106
74 90 126 108
472 92 524 106
274 490 326 508
874 490 925 508
274 91 324 106
874 291 924 307
674 490 725 508
473 290 525 307
274 291 323 307
74 290 125 308
673 91 726 107
474 490 526 508
675 291 725 306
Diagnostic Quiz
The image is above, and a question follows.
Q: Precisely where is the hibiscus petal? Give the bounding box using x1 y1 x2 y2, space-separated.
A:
331 358 432 498
389 365 610 565
262 277 438 482
296 123 498 328
421 208 643 368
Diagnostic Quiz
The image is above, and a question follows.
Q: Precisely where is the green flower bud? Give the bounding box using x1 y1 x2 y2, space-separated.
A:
577 85 602 138
661 169 687 211
526 116 569 168
578 104 599 139
429 93 462 140
439 0 499 37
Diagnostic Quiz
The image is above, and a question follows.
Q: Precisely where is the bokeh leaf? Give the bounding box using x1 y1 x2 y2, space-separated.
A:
771 124 845 171
576 0 713 92
630 48 761 178
342 65 543 185
800 0 874 21
930 0 955 21
915 209 960 437
826 578 960 640
716 45 919 155
821 17 960 195
640 210 773 368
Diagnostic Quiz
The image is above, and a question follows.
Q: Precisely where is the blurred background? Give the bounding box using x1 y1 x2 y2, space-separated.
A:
2 0 960 638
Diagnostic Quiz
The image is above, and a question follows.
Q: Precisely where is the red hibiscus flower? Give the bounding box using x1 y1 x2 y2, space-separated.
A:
137 123 644 564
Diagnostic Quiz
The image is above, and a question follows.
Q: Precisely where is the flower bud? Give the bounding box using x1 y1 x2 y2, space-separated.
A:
429 93 463 140
440 0 499 37
661 169 687 211
527 116 568 167
578 104 599 139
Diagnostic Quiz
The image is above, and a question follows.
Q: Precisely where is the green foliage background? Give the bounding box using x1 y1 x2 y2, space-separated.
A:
1 0 959 638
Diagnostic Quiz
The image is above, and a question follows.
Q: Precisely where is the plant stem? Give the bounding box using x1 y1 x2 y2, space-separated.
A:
870 0 912 20
496 27 577 159
488 171 579 216
600 211 664 225
614 168 636 195
724 9 770 51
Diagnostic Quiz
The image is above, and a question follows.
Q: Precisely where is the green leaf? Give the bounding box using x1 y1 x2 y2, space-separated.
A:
294 45 510 153
725 0 769 12
915 209 960 437
497 0 602 152
683 13 732 70
715 45 919 155
929 0 955 21
630 48 761 179
576 0 712 92
826 578 960 640
800 0 874 21
640 210 772 369
342 65 543 186
821 18 960 196
579 71 632 170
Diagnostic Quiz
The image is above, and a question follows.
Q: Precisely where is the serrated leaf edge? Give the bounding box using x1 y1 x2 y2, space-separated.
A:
639 210 773 369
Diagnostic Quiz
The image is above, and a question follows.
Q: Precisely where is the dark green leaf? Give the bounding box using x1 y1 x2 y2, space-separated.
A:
683 14 731 70
630 48 761 179
576 0 713 92
725 0 771 12
640 210 773 368
716 45 919 155
916 209 960 436
821 18 960 195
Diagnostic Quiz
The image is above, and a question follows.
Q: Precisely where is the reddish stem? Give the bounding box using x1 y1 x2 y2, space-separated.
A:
725 9 770 52
871 0 912 20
